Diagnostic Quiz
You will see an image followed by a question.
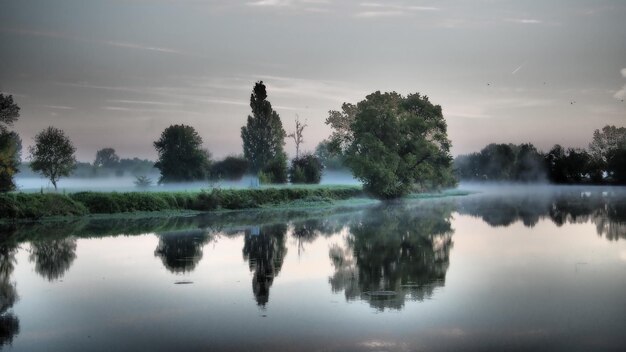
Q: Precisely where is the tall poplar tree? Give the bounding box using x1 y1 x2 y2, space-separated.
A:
241 81 287 177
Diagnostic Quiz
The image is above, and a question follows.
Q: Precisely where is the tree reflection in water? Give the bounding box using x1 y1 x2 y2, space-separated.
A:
456 189 626 240
242 224 288 307
329 203 454 311
29 238 77 281
0 241 19 347
154 230 213 274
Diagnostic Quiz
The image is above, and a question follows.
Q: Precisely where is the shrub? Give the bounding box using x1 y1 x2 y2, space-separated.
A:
289 154 323 184
210 156 249 181
260 153 288 184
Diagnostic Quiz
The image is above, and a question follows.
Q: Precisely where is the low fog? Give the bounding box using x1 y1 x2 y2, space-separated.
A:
15 170 360 193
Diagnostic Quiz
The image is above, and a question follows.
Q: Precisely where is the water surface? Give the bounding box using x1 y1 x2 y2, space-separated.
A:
1 186 625 351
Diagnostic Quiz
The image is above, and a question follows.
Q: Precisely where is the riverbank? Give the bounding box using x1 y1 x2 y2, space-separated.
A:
0 186 364 221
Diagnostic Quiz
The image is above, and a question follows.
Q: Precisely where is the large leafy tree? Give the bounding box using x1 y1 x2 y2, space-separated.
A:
153 124 210 183
0 94 21 192
29 127 76 190
94 147 120 168
327 91 454 199
0 132 21 192
241 81 287 175
589 125 626 183
0 94 19 127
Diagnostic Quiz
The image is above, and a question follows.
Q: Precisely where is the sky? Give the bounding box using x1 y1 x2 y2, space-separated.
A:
1 0 625 161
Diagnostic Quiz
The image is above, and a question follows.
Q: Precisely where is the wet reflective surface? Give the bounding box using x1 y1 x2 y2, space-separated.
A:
1 186 625 351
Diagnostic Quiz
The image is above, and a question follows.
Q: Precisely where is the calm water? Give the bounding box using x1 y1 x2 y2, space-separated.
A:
1 186 625 351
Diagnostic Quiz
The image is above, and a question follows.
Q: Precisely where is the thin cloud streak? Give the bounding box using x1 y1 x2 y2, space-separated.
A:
0 27 189 56
42 105 75 110
512 62 525 75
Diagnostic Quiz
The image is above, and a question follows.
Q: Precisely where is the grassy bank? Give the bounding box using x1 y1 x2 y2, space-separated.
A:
0 186 364 221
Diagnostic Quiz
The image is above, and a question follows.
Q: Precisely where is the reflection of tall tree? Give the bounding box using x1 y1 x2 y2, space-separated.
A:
456 191 626 240
330 203 454 311
154 230 212 274
242 224 288 307
29 238 77 281
0 241 19 347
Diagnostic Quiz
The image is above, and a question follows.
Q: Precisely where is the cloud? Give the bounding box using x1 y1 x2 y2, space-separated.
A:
614 68 626 100
359 2 438 11
101 106 203 115
506 18 542 24
0 27 188 55
107 99 183 106
247 0 292 6
355 2 439 18
42 105 75 110
355 10 405 18
253 74 366 103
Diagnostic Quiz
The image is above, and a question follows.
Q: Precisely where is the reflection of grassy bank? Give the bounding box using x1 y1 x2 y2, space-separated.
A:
0 202 374 243
0 186 364 221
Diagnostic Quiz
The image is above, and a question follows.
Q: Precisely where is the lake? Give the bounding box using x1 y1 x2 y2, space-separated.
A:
1 185 625 351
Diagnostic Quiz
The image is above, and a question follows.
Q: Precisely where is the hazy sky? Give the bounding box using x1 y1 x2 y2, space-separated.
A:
1 0 625 161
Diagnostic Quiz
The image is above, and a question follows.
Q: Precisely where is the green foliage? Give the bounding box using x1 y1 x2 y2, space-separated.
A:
315 139 346 170
0 186 362 220
0 131 21 192
455 125 626 185
327 91 454 199
606 148 626 183
261 152 288 184
545 145 594 183
28 126 77 190
0 193 87 219
241 81 287 175
153 124 210 183
589 125 626 184
589 125 626 166
0 94 20 127
0 94 21 193
94 148 120 168
289 153 323 184
210 155 249 181
455 143 546 182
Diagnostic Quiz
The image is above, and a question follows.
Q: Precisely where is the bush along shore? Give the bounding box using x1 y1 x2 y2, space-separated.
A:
0 186 364 221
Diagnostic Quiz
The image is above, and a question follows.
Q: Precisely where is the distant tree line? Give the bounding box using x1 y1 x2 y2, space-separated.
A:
0 83 458 198
454 125 626 184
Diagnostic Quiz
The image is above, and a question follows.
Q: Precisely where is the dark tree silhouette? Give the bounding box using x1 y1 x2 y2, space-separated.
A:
241 81 287 182
0 240 20 347
209 155 249 181
455 190 626 240
28 126 76 190
0 94 21 192
242 224 288 307
29 238 77 281
0 95 19 127
94 147 120 168
154 230 212 274
153 124 210 183
289 153 323 184
0 131 21 192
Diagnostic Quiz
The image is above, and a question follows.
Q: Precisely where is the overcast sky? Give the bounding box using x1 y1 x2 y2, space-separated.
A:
1 0 625 161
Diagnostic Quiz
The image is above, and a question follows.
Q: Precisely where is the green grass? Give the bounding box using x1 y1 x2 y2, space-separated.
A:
0 186 364 220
